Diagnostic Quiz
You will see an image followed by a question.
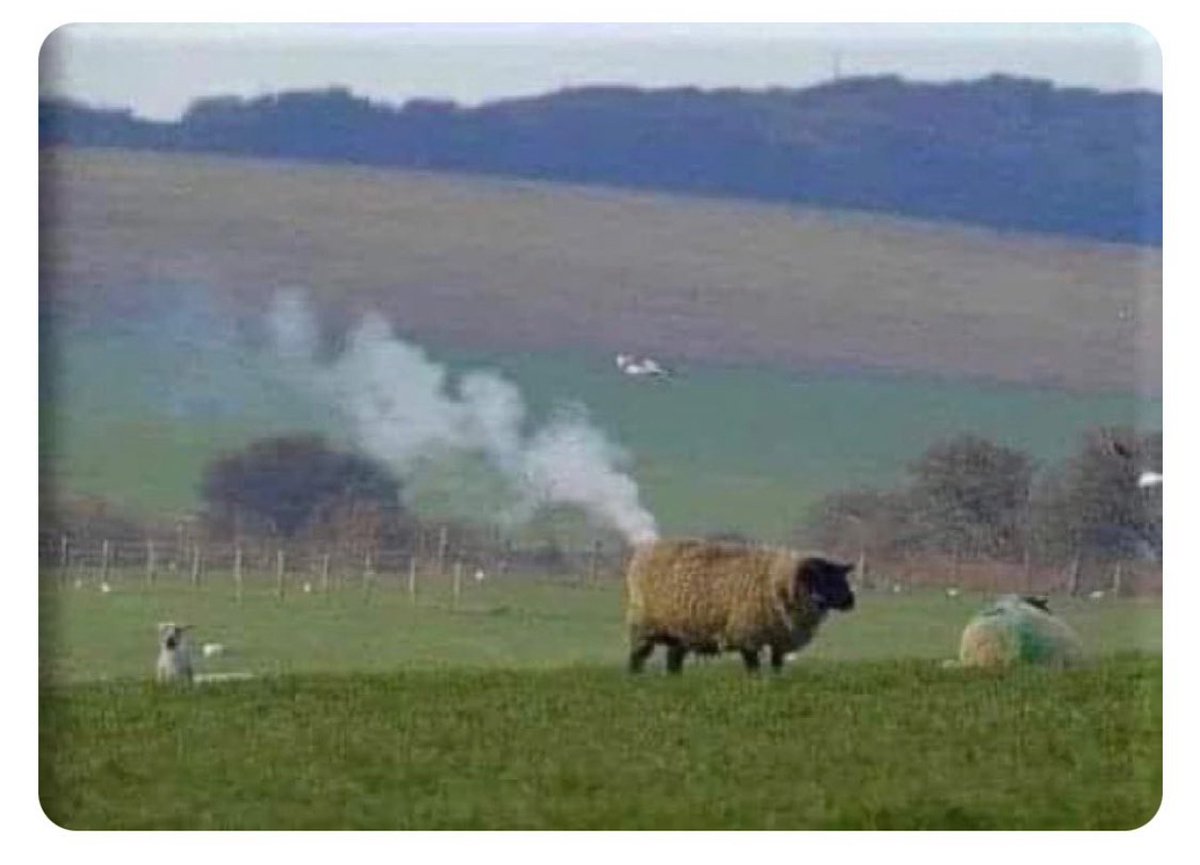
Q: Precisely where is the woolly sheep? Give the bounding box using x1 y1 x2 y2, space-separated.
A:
624 538 855 674
156 622 195 684
957 595 1083 669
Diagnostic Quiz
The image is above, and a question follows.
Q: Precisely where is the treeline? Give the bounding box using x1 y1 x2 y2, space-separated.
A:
39 74 1161 244
800 426 1162 573
39 434 613 576
41 426 1163 589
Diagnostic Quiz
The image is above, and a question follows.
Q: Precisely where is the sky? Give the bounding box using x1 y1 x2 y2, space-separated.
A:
39 22 1162 121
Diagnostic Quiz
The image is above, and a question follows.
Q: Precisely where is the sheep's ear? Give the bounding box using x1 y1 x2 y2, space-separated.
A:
1022 596 1051 613
791 558 823 603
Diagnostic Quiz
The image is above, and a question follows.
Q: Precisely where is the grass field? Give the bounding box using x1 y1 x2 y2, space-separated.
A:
39 148 1163 829
39 574 1161 829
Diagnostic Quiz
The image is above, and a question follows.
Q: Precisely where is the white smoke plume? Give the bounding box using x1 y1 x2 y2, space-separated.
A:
266 291 658 544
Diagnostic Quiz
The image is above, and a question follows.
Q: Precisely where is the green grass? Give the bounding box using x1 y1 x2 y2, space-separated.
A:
39 572 1161 682
40 658 1161 830
39 576 1162 829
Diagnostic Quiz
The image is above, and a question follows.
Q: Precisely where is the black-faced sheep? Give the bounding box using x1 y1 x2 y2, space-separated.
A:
624 538 855 674
156 622 194 684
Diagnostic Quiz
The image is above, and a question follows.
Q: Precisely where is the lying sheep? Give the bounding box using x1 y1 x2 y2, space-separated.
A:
957 595 1083 669
625 538 856 674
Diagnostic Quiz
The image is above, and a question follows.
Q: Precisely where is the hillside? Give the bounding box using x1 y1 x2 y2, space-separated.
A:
39 75 1162 245
41 148 1161 396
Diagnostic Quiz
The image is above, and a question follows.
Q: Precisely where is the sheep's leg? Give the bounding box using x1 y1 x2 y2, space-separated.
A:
740 648 762 673
628 639 655 673
665 643 687 675
769 646 787 672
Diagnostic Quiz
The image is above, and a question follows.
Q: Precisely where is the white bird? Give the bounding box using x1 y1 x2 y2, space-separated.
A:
615 353 669 377
474 569 486 582
1137 471 1163 489
303 581 313 594
202 642 225 658
945 587 961 598
1088 590 1106 601
99 581 112 594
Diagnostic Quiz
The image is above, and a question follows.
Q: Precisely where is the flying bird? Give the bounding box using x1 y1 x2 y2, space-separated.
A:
1137 471 1163 489
615 353 670 378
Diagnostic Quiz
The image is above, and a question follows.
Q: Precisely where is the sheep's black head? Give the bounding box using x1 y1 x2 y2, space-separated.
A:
797 557 856 612
1021 595 1051 613
158 622 189 651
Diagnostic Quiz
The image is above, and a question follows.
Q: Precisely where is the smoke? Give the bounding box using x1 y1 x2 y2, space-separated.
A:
266 290 658 543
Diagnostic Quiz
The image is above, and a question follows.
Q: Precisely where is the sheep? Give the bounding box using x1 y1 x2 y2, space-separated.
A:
624 538 855 674
155 622 195 684
956 594 1083 669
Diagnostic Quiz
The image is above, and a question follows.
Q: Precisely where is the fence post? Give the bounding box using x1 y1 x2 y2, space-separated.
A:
59 535 70 587
99 539 110 587
234 546 243 604
190 544 202 587
407 556 417 603
146 539 156 587
321 553 331 594
436 526 449 576
452 560 462 609
275 549 286 600
1112 561 1124 598
1066 554 1080 597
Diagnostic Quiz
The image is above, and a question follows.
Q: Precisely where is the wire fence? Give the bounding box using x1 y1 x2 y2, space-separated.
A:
38 529 621 598
39 531 1162 599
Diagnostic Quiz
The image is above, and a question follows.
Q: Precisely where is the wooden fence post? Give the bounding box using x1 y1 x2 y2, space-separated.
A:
146 539 156 587
408 556 418 603
275 549 286 600
452 560 462 609
1066 554 1081 597
1112 561 1124 598
321 553 331 594
436 526 449 576
59 535 70 587
233 546 244 603
99 539 110 587
190 544 202 587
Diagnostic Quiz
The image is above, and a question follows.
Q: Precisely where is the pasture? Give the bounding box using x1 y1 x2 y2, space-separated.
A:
48 329 1161 542
39 572 1161 829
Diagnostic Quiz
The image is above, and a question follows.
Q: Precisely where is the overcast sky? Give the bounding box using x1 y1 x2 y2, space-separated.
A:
39 22 1162 121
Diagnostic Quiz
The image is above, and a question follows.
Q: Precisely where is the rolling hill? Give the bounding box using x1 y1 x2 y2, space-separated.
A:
39 148 1161 538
